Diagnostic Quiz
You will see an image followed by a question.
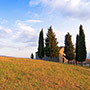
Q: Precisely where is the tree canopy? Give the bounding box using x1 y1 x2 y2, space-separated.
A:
45 26 59 58
31 53 34 59
76 25 87 63
38 29 44 58
64 32 75 63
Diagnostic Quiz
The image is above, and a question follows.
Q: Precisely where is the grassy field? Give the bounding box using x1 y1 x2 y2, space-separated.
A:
0 57 90 90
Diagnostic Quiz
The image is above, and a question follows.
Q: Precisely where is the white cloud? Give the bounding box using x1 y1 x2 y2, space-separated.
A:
0 26 3 30
0 18 8 24
13 21 38 44
0 20 38 46
0 40 17 49
0 26 12 38
29 0 90 19
29 0 48 6
17 22 35 33
5 29 12 33
29 0 40 6
0 20 39 57
26 20 42 23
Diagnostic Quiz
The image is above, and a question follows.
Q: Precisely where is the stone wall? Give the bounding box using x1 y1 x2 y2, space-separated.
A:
36 52 59 62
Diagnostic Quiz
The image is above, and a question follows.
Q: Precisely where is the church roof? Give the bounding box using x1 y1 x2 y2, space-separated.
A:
59 46 64 50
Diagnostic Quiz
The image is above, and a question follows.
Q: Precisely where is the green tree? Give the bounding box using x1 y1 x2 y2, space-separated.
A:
38 29 44 58
75 34 79 64
45 26 59 58
64 32 75 63
77 25 87 65
31 53 34 59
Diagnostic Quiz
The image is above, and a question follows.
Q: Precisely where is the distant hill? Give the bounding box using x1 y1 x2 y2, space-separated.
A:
86 58 90 61
0 57 90 90
0 55 29 59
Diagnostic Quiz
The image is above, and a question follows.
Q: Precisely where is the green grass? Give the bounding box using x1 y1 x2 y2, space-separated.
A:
0 57 90 90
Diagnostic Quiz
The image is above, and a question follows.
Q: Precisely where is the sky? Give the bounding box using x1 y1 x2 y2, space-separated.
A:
0 0 90 58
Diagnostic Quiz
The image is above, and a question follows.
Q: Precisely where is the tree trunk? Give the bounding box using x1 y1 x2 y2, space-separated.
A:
81 61 83 66
76 60 77 65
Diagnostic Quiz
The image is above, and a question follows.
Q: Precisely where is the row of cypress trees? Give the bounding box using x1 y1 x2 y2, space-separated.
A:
64 25 87 64
38 25 87 64
75 25 87 65
38 26 59 59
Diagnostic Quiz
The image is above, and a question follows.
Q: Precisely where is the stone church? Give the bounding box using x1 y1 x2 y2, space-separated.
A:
59 46 68 63
36 46 68 63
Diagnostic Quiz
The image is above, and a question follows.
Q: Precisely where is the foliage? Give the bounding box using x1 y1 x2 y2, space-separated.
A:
0 57 90 90
38 29 44 58
75 34 79 64
31 53 34 59
45 26 59 58
64 32 75 63
76 25 87 63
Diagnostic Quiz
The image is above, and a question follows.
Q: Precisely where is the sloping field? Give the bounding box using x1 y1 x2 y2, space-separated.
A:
0 57 90 90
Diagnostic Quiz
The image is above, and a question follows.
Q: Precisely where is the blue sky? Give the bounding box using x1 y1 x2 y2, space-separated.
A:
0 0 90 58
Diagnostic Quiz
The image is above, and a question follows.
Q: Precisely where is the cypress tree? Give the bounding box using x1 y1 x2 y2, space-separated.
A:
38 29 44 58
31 53 34 59
78 25 87 65
64 32 75 63
75 34 79 64
45 26 59 58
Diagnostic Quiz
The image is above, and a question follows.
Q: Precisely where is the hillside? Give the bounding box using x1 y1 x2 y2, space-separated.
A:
0 57 90 90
